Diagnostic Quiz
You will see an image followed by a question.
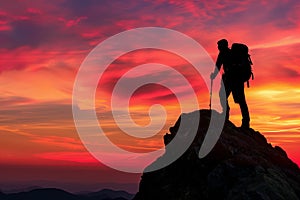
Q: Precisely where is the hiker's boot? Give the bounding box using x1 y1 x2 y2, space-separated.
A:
225 106 230 121
239 101 250 129
223 103 230 121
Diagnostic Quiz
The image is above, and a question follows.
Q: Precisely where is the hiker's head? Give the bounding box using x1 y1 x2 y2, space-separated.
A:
217 39 228 51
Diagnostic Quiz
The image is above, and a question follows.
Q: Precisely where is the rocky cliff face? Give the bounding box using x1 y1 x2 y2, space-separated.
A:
133 110 300 200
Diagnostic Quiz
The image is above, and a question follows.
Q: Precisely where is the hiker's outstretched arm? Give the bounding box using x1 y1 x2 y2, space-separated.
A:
210 65 220 79
211 54 222 79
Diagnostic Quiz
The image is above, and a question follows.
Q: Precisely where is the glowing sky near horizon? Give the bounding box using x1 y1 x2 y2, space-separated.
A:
0 0 300 190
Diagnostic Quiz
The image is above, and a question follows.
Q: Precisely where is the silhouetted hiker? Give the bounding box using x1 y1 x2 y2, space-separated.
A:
211 39 250 129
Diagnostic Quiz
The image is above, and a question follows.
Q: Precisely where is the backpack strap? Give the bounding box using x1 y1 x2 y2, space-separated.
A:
247 72 254 88
247 55 254 88
248 55 253 65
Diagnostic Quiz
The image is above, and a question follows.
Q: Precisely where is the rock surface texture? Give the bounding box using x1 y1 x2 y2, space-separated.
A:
133 110 300 200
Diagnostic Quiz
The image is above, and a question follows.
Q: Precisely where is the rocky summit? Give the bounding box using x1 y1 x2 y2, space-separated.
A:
133 109 300 200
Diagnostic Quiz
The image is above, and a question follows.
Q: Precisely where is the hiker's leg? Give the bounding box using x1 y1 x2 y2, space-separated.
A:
220 75 231 120
225 88 231 121
233 83 250 128
239 97 250 128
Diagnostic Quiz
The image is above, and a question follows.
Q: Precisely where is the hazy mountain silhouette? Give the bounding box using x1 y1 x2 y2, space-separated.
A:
80 189 134 200
2 186 43 194
133 109 300 200
0 188 133 200
0 192 5 199
0 181 137 194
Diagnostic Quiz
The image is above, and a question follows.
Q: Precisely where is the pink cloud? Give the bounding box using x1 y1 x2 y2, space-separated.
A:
26 8 42 15
59 16 88 28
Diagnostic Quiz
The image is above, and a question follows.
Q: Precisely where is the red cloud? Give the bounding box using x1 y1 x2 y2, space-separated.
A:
36 152 99 164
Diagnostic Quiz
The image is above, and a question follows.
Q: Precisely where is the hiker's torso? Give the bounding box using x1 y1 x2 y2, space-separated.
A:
216 48 232 74
217 49 244 84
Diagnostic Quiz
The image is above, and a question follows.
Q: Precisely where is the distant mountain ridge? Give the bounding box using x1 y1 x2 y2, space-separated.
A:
0 181 137 194
134 109 300 200
0 188 133 200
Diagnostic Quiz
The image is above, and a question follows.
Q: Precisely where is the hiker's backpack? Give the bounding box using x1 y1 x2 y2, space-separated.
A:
231 43 254 87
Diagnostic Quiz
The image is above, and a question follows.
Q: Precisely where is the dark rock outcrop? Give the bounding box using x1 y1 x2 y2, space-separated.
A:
133 110 300 200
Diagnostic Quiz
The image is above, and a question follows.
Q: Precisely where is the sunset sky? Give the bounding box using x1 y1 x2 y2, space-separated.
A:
0 0 300 193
